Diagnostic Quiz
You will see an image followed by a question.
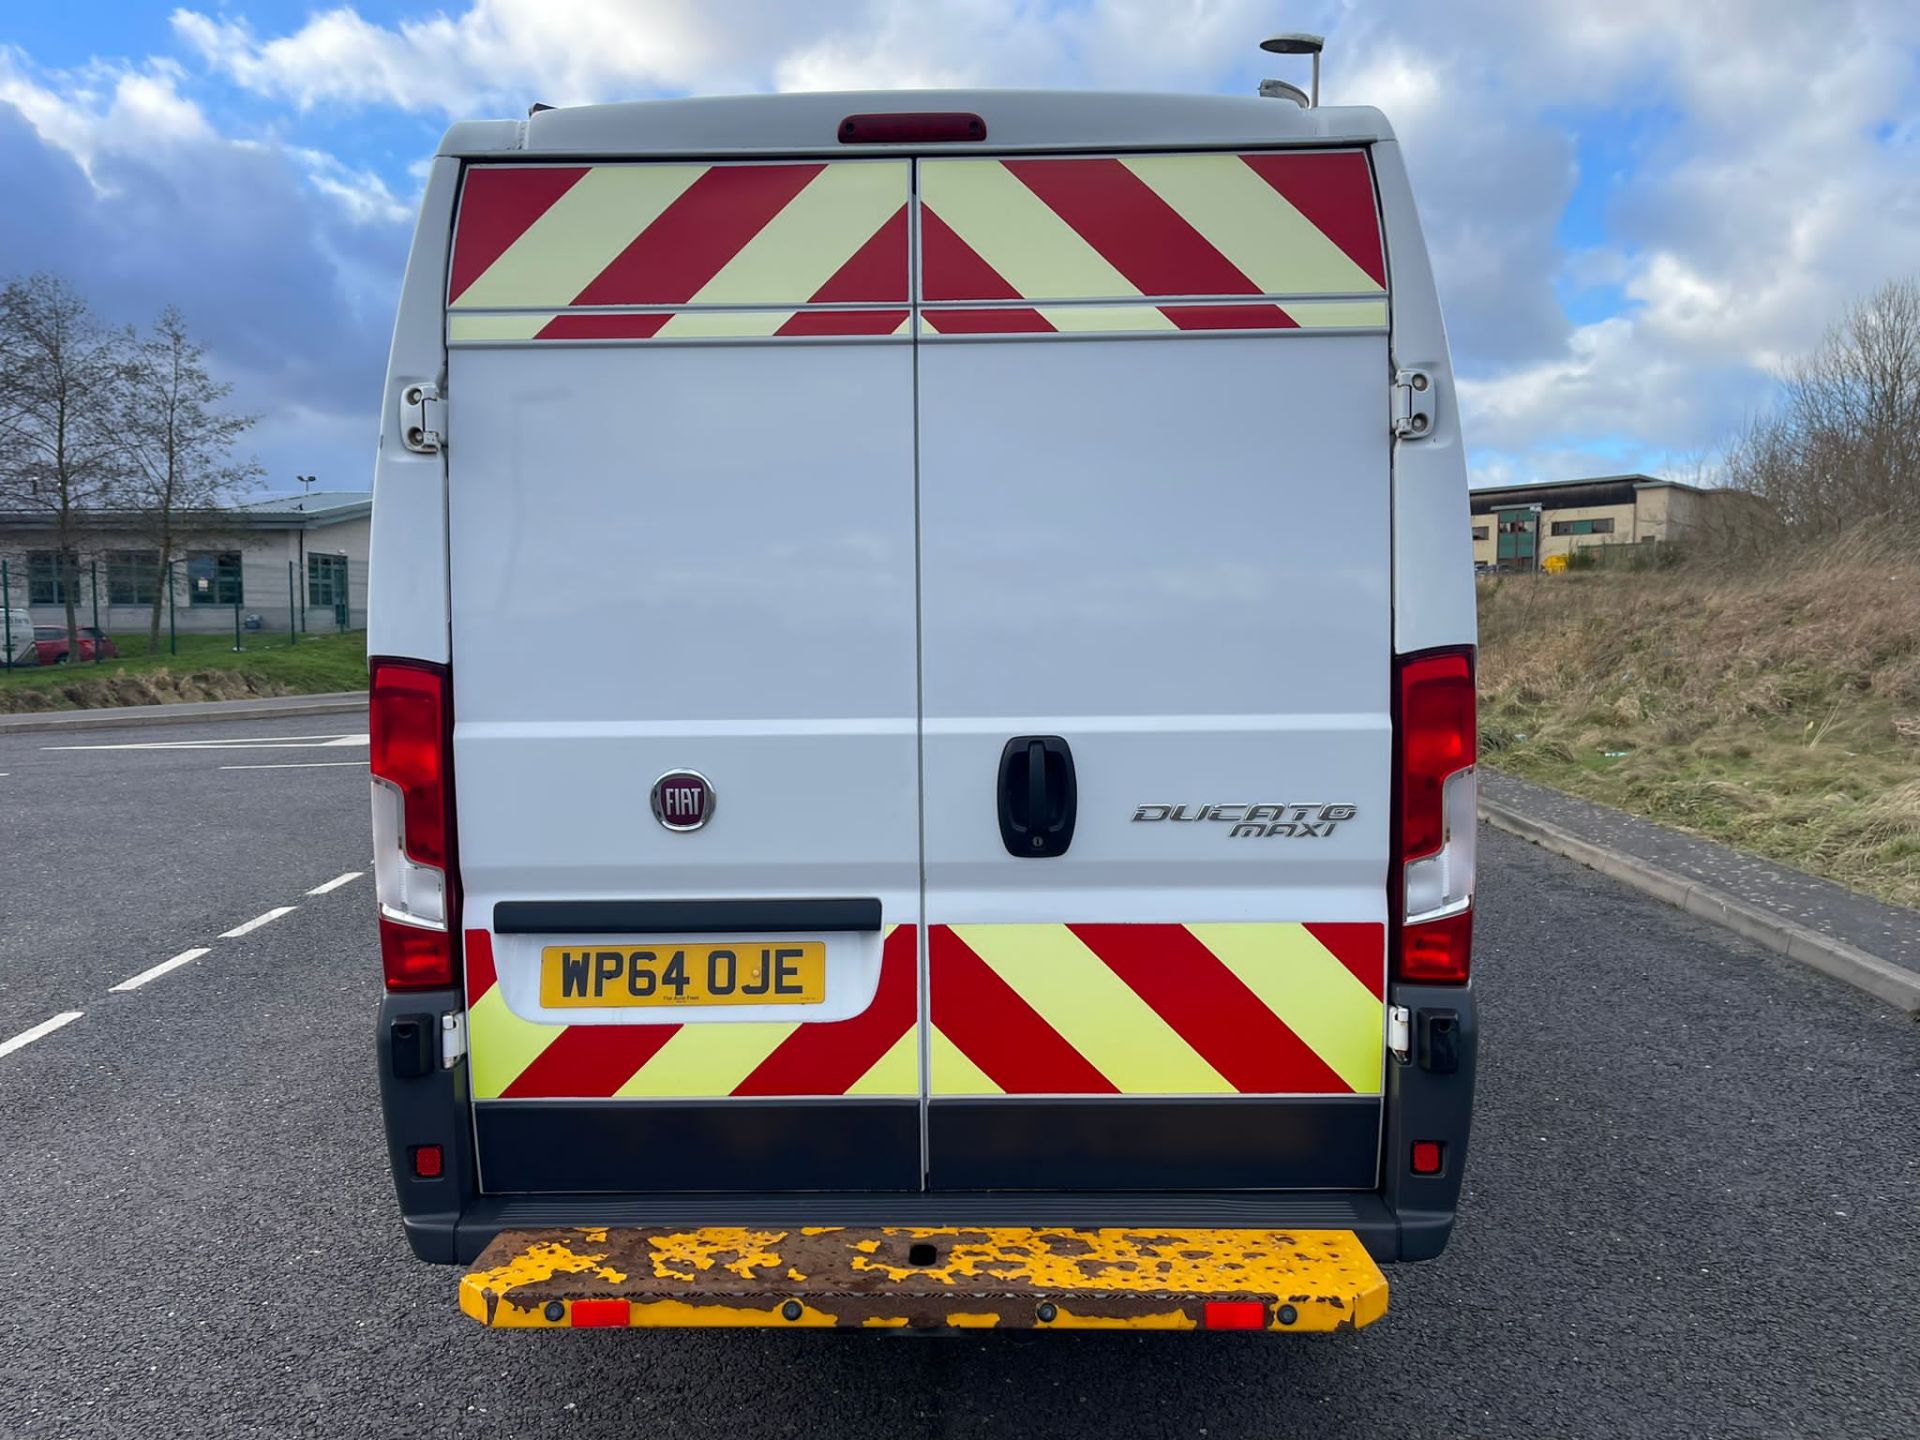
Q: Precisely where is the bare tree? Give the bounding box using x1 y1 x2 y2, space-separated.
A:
0 274 132 654
1725 276 1920 534
118 306 262 648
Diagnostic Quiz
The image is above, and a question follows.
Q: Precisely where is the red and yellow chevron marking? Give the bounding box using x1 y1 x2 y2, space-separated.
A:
919 300 1386 336
464 928 917 1101
465 921 1384 1101
448 160 911 313
927 923 1385 1097
920 151 1385 307
446 152 1387 344
448 309 911 344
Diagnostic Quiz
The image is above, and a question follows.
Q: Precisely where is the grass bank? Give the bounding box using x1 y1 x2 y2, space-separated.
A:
1478 531 1920 909
0 630 367 713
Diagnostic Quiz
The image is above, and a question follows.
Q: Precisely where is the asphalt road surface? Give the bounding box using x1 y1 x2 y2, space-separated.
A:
1 713 1915 1439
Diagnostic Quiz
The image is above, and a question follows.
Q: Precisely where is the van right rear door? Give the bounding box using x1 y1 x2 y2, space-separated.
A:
914 150 1396 1190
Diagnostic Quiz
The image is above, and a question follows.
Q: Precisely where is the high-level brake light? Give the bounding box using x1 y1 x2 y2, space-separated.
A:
371 658 458 990
1394 649 1476 984
838 112 987 144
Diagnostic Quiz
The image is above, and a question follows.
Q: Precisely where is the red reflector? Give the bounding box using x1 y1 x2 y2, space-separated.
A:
1411 1141 1443 1176
570 1299 629 1328
839 111 987 144
381 915 455 990
1397 650 1475 863
370 659 451 870
411 1144 444 1179
1399 908 1473 985
1203 1301 1269 1331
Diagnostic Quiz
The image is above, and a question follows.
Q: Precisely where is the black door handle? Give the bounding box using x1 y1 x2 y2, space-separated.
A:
998 735 1076 858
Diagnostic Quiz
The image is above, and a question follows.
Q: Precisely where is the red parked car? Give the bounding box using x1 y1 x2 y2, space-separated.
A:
32 625 119 665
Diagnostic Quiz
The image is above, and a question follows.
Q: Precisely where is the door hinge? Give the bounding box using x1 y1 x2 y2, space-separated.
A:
400 382 446 455
1387 1004 1411 1063
440 1010 467 1068
1391 369 1434 440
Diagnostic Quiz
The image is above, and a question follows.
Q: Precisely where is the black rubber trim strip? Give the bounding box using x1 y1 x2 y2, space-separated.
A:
492 897 884 934
928 1097 1382 1191
474 1100 919 1192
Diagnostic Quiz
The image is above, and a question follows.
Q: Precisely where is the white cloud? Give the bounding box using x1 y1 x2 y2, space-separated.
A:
0 48 211 178
288 146 413 226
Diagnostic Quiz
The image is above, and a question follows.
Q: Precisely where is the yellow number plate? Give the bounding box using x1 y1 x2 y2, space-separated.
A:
539 942 826 1009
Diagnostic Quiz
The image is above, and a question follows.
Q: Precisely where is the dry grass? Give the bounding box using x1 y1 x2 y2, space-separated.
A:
1478 529 1920 909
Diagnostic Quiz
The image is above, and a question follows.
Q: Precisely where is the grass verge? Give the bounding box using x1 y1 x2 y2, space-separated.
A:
0 630 367 713
1477 530 1920 909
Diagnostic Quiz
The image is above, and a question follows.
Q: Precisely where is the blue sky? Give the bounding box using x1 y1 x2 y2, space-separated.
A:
2 0 1916 496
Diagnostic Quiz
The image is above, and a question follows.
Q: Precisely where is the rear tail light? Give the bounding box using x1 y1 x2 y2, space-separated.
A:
1410 1141 1444 1176
411 1144 444 1179
1393 649 1476 984
371 658 458 990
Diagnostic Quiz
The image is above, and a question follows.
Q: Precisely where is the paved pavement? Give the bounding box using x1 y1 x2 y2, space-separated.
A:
2 714 1916 1438
1482 770 1920 975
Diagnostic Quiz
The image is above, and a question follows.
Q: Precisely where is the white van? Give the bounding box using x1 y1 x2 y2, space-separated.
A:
2 610 35 666
370 86 1478 1335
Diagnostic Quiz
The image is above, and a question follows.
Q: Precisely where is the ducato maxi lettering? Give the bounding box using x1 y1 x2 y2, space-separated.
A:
1130 803 1358 838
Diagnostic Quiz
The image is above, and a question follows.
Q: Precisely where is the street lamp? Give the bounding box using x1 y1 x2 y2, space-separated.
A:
1260 33 1324 108
295 474 316 632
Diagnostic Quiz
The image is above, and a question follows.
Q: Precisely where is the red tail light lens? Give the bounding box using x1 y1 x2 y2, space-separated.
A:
1400 908 1473 984
1394 649 1476 984
1398 651 1474 862
370 658 457 991
381 916 455 990
371 661 449 869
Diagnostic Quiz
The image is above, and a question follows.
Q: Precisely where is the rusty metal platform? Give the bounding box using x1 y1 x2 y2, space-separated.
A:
458 1225 1388 1332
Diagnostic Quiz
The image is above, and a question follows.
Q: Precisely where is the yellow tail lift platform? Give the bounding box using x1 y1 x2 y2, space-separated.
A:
460 1225 1388 1333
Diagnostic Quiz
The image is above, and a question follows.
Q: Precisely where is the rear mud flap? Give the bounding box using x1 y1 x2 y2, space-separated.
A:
459 1225 1387 1332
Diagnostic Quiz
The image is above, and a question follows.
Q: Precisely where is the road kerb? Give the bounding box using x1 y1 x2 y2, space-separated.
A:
1480 800 1920 1017
0 691 368 736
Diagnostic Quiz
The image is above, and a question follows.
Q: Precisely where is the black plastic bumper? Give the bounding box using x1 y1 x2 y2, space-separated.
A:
376 981 1476 1267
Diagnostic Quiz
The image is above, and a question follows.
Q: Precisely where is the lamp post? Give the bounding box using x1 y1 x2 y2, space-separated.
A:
295 474 316 633
1260 33 1324 107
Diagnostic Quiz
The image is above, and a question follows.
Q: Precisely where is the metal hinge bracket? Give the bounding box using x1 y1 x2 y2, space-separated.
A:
400 382 446 455
1391 368 1434 440
1387 1004 1411 1063
440 1010 467 1068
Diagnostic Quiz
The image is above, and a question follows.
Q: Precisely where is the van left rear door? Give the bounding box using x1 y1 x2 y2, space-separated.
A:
442 158 923 1193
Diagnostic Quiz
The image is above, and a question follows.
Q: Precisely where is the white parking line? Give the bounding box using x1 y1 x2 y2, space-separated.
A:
307 871 364 895
220 761 366 771
45 733 368 752
110 947 212 993
0 1011 83 1060
220 906 296 938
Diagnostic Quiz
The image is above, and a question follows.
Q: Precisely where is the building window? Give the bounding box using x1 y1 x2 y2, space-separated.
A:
187 551 243 606
307 554 348 611
26 551 76 605
1549 517 1618 536
1472 525 1489 540
106 550 160 606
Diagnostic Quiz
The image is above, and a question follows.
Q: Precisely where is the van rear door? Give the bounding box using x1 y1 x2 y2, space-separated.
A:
914 150 1394 1189
442 159 922 1192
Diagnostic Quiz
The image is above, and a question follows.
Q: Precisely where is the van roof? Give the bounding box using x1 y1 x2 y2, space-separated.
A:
437 90 1395 160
